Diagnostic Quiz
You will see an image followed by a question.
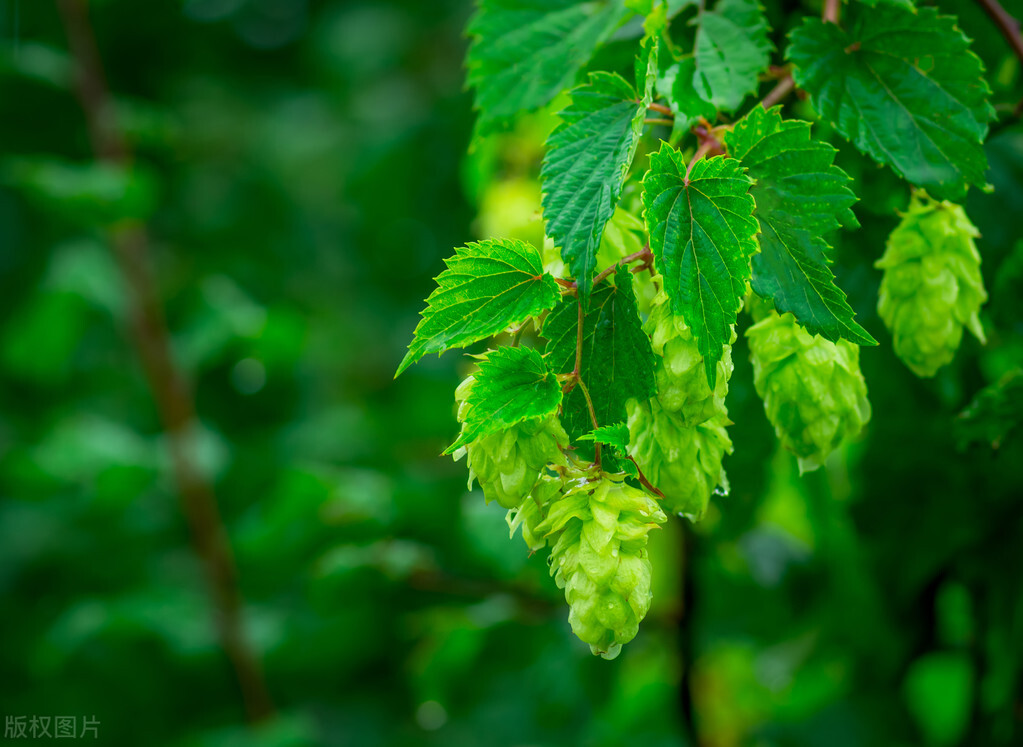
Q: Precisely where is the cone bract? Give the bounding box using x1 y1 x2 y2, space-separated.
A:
747 310 871 473
646 295 733 425
876 193 987 378
535 472 666 659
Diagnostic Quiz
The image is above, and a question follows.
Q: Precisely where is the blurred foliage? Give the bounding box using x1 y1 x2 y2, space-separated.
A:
0 0 1021 746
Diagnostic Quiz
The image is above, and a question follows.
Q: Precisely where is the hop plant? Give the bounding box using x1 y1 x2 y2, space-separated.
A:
747 309 871 473
453 375 569 509
628 398 732 520
646 294 733 425
534 471 666 660
876 192 987 378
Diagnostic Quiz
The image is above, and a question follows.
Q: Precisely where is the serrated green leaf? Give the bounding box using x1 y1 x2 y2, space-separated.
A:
397 239 560 376
656 54 716 144
788 5 994 200
724 106 876 346
541 71 649 301
693 0 772 112
542 266 656 442
578 422 630 452
643 144 758 387
467 0 629 136
448 346 563 450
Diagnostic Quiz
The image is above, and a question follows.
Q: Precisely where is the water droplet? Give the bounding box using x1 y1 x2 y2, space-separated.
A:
713 484 730 498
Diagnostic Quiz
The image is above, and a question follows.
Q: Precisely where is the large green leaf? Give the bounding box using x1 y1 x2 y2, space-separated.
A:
466 0 629 135
693 0 772 112
448 346 563 449
542 267 656 441
788 5 994 200
642 144 757 387
725 106 876 346
656 54 716 144
396 239 560 376
541 56 653 302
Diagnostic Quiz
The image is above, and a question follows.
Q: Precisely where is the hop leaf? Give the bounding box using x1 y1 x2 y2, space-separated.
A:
466 0 629 135
628 398 732 520
876 193 987 378
645 293 733 425
452 373 569 509
724 106 876 347
397 239 560 376
787 4 994 200
535 471 666 659
643 144 758 388
541 71 650 300
447 346 563 450
747 309 871 473
543 267 657 445
693 0 773 112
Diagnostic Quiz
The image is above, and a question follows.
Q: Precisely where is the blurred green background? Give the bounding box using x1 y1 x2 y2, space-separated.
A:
0 0 1021 745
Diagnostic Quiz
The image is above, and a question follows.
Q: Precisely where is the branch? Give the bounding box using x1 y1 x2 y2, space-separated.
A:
685 140 716 181
977 0 1023 72
760 74 795 110
823 0 840 24
627 455 665 498
56 0 274 724
592 245 653 286
648 102 674 117
575 377 602 470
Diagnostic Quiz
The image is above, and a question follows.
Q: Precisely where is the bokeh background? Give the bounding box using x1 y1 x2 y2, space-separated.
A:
0 0 1021 745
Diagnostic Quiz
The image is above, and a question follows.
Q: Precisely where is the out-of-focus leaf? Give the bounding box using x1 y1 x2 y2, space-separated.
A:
957 369 1023 449
3 158 158 226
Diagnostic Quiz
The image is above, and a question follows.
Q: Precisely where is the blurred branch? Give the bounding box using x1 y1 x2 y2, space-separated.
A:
977 0 1023 71
55 0 274 723
678 525 701 746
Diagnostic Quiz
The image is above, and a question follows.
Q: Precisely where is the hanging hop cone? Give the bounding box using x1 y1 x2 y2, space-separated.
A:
747 309 871 473
452 375 569 510
646 293 733 425
627 398 732 520
876 192 987 378
535 471 666 660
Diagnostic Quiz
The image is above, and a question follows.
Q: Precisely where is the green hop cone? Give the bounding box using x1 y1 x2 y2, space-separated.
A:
627 398 732 520
535 471 666 660
746 309 871 473
453 376 569 509
876 192 987 378
646 294 733 424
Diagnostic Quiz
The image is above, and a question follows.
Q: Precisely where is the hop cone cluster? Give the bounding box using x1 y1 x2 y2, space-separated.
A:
646 295 733 425
534 472 666 660
876 192 987 378
628 398 732 519
452 376 568 509
747 310 871 472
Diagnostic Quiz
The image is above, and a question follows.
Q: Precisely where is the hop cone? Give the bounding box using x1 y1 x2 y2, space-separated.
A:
646 296 733 424
535 472 666 660
876 192 987 378
452 376 568 509
628 398 732 520
747 310 871 473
